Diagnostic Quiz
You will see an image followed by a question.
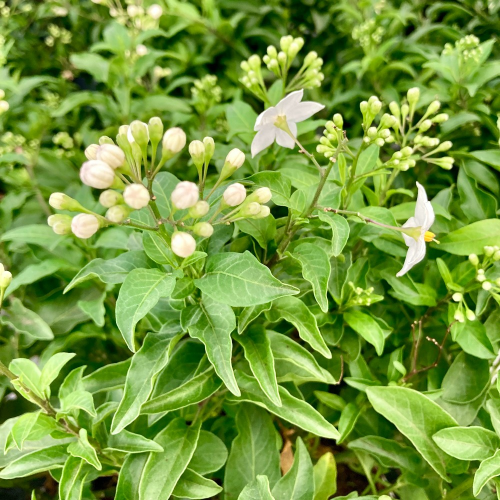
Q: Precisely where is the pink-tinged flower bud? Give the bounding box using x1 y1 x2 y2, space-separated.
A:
71 214 100 239
99 190 123 208
193 222 214 238
171 181 199 209
106 205 132 223
254 205 271 219
171 231 196 258
240 202 261 217
0 270 12 289
163 127 186 154
225 148 245 169
96 144 125 169
188 200 210 218
85 144 99 160
249 187 272 204
124 183 150 209
127 120 149 146
49 193 85 211
80 160 115 189
147 3 163 19
223 183 246 206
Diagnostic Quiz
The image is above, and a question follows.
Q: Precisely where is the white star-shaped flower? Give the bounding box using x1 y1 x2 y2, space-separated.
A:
397 182 436 277
251 89 324 158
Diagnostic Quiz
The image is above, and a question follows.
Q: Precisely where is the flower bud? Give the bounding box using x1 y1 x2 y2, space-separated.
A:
106 205 132 223
127 120 149 146
49 192 85 212
360 101 368 114
188 200 210 218
124 183 150 209
136 44 148 57
171 231 196 258
148 117 164 146
400 146 413 157
482 281 492 291
171 181 199 209
426 100 441 115
466 309 476 321
304 51 317 66
226 148 245 169
452 292 463 302
407 87 420 105
418 120 432 133
203 137 215 164
369 99 381 114
71 213 100 239
48 214 72 234
80 160 115 189
249 187 272 204
96 144 125 169
333 113 343 129
147 3 162 19
163 127 186 155
454 310 465 323
240 202 261 217
0 269 12 289
99 190 123 208
193 222 214 238
389 101 400 118
223 183 246 207
433 113 449 123
189 140 205 170
485 246 495 257
85 144 99 160
280 35 293 52
254 205 271 219
99 136 114 145
494 250 500 261
0 101 8 113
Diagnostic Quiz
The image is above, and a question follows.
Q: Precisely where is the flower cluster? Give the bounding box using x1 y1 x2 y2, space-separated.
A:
443 35 482 63
345 283 384 308
0 89 8 114
191 75 222 115
352 19 385 51
45 23 72 47
92 0 162 30
52 132 74 158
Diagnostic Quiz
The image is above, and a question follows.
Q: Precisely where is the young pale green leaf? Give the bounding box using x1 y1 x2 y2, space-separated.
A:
272 438 314 500
77 293 106 327
172 468 223 498
269 331 336 384
64 251 149 292
188 430 228 476
141 366 222 414
59 390 96 418
344 310 385 356
187 297 239 396
238 303 272 334
9 358 44 399
67 429 101 470
194 252 298 307
313 452 337 500
116 268 176 352
266 297 331 358
224 404 281 500
115 453 148 500
40 352 76 396
139 418 201 499
235 324 280 406
152 171 180 218
111 331 180 434
317 212 350 257
367 386 458 481
238 475 276 500
314 391 346 411
5 412 40 453
338 402 363 444
106 429 164 454
473 449 500 496
143 232 177 266
2 298 54 341
438 219 500 255
59 456 91 500
289 243 331 313
230 371 340 440
0 444 68 479
82 359 131 394
433 426 499 461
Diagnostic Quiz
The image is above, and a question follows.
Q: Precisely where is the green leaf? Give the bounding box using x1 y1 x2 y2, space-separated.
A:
77 293 106 327
266 297 331 358
226 101 258 141
235 325 280 406
64 251 149 292
9 358 44 399
40 352 76 397
59 456 91 500
141 366 222 414
290 243 331 312
237 216 277 250
367 386 458 481
230 371 340 440
272 438 314 500
152 172 180 218
2 298 54 341
70 53 109 83
473 449 500 496
238 475 275 500
356 144 380 176
60 390 96 418
115 453 148 500
116 268 176 351
338 402 363 443
106 429 164 454
344 310 385 356
317 212 350 257
248 171 292 207
5 412 40 452
470 150 500 171
173 468 223 498
457 168 497 222
438 219 500 255
139 418 201 499
82 359 130 394
0 444 68 479
188 430 228 475
433 426 499 461
187 297 240 396
67 429 101 470
1 224 64 250
194 252 298 307
143 232 177 266
313 452 337 500
238 303 272 334
224 404 281 500
111 331 180 434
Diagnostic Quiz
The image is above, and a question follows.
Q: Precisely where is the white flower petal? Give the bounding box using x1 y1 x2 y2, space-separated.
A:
275 128 295 149
286 101 325 123
396 239 426 277
414 182 435 229
251 126 276 157
255 107 277 131
276 89 304 114
287 121 297 138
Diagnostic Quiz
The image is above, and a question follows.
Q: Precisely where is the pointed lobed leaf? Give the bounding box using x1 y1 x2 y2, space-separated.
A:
238 475 276 500
317 212 350 257
67 429 101 470
473 449 500 496
115 453 148 500
172 468 223 498
313 452 337 500
188 430 228 476
344 310 385 356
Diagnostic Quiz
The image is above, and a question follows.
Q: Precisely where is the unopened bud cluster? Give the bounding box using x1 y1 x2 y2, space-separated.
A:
452 292 476 323
45 23 72 47
100 1 163 31
191 75 222 115
468 246 500 298
352 19 385 51
0 262 12 291
317 115 344 161
345 283 383 309
444 35 482 63
0 89 8 114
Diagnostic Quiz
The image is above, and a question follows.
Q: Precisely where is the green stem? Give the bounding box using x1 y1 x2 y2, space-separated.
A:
445 477 473 499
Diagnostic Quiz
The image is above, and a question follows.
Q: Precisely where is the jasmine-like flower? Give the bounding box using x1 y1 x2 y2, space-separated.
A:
251 89 324 157
397 182 436 277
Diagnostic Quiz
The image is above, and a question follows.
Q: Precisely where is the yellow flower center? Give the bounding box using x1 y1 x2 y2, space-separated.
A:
273 114 289 131
424 231 436 242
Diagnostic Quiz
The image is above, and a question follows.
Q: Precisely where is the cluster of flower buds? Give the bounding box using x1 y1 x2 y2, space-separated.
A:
360 96 383 130
240 55 267 102
317 114 344 161
93 0 163 30
385 147 415 171
0 262 12 293
52 132 75 158
191 75 222 115
444 35 482 63
352 19 385 50
363 112 397 147
0 89 8 114
469 247 500 299
45 23 72 47
345 282 383 309
452 292 476 323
